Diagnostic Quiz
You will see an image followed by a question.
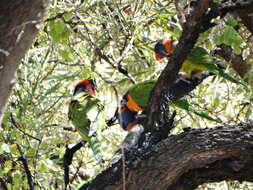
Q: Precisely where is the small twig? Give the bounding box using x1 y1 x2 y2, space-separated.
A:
95 48 136 84
45 11 68 22
64 142 84 190
43 123 76 131
48 59 85 67
70 160 84 183
17 145 34 190
112 86 120 104
10 114 41 142
245 33 253 42
214 44 250 78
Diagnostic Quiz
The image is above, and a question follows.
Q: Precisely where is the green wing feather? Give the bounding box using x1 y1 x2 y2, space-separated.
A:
68 93 104 163
127 80 219 122
127 80 156 109
184 47 245 86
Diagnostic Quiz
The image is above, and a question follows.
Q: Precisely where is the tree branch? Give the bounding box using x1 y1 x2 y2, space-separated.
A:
95 48 136 84
80 122 253 190
10 114 41 142
214 44 250 78
17 145 34 190
64 142 84 190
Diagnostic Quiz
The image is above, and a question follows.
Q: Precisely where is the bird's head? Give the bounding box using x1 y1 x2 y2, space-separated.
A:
73 79 96 96
154 38 176 61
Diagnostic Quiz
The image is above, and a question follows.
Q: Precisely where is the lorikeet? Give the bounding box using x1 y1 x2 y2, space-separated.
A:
154 39 244 85
107 79 219 131
68 79 104 163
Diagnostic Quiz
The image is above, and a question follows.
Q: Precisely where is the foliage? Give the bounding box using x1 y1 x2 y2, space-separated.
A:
0 0 252 189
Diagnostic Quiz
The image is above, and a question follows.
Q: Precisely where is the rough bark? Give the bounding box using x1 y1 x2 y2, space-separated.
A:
80 122 253 190
0 0 49 124
236 9 253 34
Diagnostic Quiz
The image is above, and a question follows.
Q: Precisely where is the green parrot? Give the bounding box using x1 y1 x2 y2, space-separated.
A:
68 79 104 164
107 79 220 131
125 79 219 122
154 39 245 86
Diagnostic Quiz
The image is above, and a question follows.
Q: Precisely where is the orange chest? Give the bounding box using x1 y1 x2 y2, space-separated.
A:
125 94 143 112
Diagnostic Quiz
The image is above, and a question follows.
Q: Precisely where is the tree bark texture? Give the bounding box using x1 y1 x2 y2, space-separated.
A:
0 0 49 124
80 122 253 190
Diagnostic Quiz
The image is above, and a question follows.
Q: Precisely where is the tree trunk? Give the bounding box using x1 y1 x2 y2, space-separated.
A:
0 0 49 124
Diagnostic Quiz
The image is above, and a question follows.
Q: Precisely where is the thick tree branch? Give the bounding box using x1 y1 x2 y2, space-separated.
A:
80 122 253 190
0 0 49 124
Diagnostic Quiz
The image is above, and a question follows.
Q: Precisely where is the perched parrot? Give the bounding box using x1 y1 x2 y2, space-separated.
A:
107 80 219 131
154 38 244 85
68 79 104 164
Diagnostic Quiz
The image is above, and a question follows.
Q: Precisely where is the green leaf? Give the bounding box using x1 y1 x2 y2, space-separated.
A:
223 26 234 45
214 25 244 55
0 144 3 155
233 46 241 54
81 66 92 79
226 18 237 27
4 160 12 174
10 144 19 155
2 143 10 153
27 147 36 157
63 12 72 21
58 47 74 62
212 97 220 110
38 160 48 172
48 19 70 44
213 35 222 45
12 171 23 185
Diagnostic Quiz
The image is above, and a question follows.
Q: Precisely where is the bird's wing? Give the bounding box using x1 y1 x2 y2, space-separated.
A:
86 98 104 137
127 80 156 109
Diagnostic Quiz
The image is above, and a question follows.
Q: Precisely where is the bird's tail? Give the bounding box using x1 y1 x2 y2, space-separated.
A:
210 58 246 87
174 99 221 123
87 137 104 165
